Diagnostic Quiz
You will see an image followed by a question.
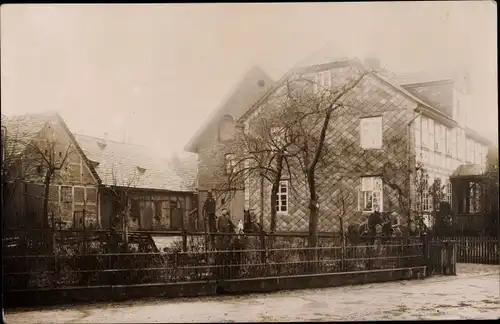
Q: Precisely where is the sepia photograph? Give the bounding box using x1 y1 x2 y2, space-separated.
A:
1 2 498 322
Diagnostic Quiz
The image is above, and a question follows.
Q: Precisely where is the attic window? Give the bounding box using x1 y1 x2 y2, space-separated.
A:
219 115 235 142
97 141 107 149
136 166 146 174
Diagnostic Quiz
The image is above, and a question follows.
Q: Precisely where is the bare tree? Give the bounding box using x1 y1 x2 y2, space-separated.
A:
2 115 75 229
278 67 371 247
106 165 141 248
220 105 302 232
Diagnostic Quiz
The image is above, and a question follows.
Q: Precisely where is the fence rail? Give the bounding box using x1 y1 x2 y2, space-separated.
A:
431 236 499 265
3 242 425 291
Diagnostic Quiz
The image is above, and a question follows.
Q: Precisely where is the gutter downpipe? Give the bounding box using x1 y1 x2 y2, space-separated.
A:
407 110 423 239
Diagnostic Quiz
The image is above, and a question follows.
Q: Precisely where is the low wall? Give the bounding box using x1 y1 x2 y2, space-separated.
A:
5 267 426 309
219 267 426 293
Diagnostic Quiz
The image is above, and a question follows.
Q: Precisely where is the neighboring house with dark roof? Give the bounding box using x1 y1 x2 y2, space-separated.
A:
184 65 274 223
2 112 101 230
186 50 493 233
74 134 197 231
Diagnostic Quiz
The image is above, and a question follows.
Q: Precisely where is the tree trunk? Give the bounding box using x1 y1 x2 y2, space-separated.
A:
42 169 53 229
307 171 318 248
270 183 278 233
270 153 284 233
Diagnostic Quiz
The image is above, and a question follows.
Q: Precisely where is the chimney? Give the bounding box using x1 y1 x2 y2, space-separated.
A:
103 132 109 143
363 56 381 71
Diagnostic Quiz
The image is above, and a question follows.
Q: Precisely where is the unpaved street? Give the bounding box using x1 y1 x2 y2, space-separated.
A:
5 264 499 322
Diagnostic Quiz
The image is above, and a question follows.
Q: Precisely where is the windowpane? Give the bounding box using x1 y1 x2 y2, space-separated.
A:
61 186 72 203
86 187 97 204
74 187 85 203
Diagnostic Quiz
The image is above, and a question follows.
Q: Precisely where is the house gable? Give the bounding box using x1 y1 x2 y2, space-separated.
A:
184 65 274 153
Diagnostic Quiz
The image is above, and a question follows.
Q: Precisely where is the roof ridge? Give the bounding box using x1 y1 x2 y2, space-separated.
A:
73 133 150 148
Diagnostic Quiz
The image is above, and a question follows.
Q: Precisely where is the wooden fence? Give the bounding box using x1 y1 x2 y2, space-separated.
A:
432 236 499 265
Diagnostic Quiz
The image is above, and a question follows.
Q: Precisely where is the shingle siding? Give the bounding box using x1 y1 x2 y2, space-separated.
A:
245 70 418 232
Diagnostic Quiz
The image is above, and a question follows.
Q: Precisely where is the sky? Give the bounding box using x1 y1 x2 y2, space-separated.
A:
1 2 497 156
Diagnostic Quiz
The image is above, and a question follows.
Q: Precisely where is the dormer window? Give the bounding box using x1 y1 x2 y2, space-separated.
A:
136 166 146 174
89 160 100 168
219 115 235 142
97 141 107 149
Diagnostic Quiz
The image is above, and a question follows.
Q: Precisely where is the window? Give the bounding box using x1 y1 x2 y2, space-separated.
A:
74 187 85 203
224 153 237 174
314 70 331 93
219 115 235 141
61 186 72 203
276 180 289 213
457 130 465 160
466 138 474 163
85 187 97 204
428 119 435 151
359 177 383 212
435 123 445 153
474 142 482 165
445 182 452 205
450 128 457 158
421 117 429 148
469 183 481 213
445 127 452 156
360 116 383 149
414 117 421 148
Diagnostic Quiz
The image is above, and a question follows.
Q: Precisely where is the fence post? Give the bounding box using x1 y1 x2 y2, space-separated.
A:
182 230 187 253
422 233 429 276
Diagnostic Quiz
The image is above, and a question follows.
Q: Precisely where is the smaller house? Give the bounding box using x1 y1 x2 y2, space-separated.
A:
2 112 101 230
74 134 197 231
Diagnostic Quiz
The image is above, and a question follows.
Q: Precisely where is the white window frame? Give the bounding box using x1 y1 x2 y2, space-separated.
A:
276 180 289 214
445 182 452 205
360 116 383 149
359 176 383 212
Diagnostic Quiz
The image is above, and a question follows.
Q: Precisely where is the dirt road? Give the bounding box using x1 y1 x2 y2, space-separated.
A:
5 264 499 322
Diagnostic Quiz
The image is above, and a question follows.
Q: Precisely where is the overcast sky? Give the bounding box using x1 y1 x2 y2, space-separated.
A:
1 2 497 156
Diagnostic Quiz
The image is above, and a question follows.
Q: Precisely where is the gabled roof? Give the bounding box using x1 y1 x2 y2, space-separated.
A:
2 111 58 157
183 65 274 153
74 134 193 192
2 112 101 183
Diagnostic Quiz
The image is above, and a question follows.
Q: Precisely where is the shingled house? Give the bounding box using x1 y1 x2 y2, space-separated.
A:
187 53 492 233
2 112 197 231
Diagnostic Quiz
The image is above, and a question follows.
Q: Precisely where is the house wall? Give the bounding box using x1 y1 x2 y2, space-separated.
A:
244 68 418 232
4 119 100 229
195 70 273 224
100 189 196 231
413 114 490 216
